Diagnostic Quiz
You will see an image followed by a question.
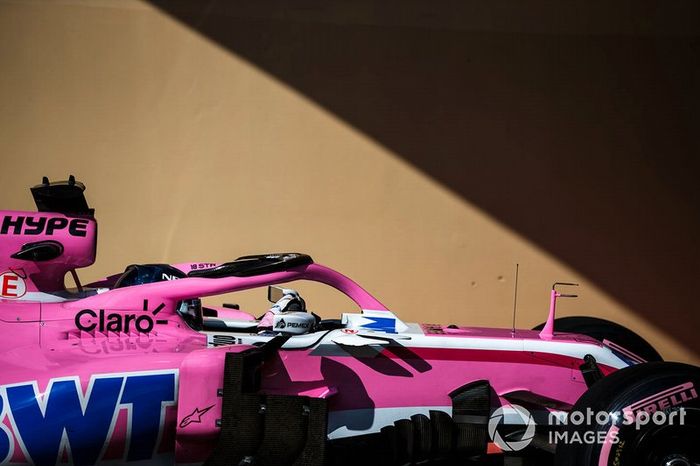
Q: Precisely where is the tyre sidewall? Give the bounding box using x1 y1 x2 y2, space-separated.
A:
555 362 700 466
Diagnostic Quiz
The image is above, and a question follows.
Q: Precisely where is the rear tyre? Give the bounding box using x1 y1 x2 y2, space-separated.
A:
532 316 662 362
554 362 700 466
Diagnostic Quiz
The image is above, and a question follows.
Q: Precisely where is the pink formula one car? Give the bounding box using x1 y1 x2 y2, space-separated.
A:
0 177 698 466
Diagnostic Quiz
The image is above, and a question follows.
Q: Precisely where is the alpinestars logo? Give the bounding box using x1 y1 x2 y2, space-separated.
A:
275 319 286 329
179 405 214 428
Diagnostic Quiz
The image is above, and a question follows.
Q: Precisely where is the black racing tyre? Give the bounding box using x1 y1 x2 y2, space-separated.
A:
555 362 700 466
532 316 663 362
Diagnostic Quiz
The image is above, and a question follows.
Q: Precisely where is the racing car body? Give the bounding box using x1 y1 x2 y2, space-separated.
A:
0 178 696 466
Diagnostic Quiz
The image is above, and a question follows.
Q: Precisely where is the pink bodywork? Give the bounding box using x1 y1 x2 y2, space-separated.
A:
0 210 629 465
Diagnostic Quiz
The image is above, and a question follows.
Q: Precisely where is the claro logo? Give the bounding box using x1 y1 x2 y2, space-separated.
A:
75 300 168 334
0 215 90 237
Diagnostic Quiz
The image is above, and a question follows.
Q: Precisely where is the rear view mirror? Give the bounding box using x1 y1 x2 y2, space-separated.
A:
267 286 285 303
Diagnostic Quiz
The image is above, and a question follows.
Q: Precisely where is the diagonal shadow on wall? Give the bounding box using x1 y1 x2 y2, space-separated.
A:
146 0 700 357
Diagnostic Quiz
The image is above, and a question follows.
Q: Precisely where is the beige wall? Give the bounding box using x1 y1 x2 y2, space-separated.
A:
0 0 698 363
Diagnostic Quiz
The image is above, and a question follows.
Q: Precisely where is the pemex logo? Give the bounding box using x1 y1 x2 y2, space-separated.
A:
488 404 536 452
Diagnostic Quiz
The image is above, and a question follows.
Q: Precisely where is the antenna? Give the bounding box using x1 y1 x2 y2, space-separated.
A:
539 282 579 340
511 263 519 335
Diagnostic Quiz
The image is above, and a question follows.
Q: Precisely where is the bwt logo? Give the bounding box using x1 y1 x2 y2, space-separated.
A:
0 371 177 465
0 271 26 299
75 300 169 334
0 215 90 237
